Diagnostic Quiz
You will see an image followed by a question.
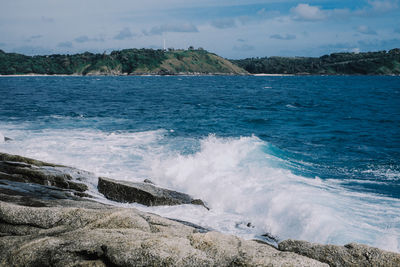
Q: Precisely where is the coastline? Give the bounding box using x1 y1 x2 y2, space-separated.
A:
1 73 399 77
0 73 247 77
252 73 295 76
1 151 399 266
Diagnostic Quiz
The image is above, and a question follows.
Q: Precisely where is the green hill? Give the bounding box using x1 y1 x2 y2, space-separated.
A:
2 48 399 76
232 48 400 75
0 48 247 75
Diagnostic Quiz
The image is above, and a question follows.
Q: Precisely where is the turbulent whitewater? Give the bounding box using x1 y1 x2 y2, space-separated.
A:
0 75 399 252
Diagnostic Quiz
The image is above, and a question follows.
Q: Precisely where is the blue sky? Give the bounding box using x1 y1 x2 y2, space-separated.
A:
1 0 399 58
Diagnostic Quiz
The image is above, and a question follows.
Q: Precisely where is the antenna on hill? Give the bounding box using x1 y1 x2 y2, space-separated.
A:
163 39 166 51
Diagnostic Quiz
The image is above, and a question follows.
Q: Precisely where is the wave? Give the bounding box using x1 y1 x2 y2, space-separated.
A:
0 124 399 252
362 168 400 181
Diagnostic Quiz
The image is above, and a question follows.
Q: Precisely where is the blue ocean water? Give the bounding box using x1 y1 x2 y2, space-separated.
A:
1 76 399 251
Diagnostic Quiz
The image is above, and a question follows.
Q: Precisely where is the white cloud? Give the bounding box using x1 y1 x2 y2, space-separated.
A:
233 44 254 51
57 41 73 48
356 25 377 35
74 35 104 43
114 28 135 40
144 23 199 35
25 35 43 42
270 34 296 40
291 4 326 21
0 0 398 58
211 18 236 29
41 16 54 23
368 0 398 13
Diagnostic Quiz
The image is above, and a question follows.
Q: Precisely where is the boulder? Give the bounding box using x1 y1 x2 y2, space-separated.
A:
0 152 397 266
0 152 63 167
278 239 400 267
143 178 155 184
98 176 208 209
0 152 88 192
0 199 327 267
0 179 93 208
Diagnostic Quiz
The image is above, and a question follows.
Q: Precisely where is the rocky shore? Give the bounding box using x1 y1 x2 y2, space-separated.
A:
1 152 399 266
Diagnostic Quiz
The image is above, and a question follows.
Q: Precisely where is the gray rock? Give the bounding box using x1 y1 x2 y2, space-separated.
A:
143 178 155 184
0 152 88 192
0 152 63 167
1 153 396 266
3 137 12 142
0 200 327 267
98 176 208 209
0 179 93 208
278 239 400 267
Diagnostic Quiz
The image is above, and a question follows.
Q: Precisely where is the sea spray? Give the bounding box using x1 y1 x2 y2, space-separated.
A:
1 125 399 252
1 75 399 252
148 134 400 250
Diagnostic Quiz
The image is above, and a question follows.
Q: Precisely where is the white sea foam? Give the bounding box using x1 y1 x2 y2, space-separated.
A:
286 104 297 109
0 125 399 252
362 168 400 181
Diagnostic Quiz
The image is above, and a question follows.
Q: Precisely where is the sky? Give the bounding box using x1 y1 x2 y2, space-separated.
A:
1 0 399 59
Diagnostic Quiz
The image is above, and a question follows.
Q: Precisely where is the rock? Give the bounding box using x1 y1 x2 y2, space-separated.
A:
278 239 400 267
98 176 208 209
143 178 155 184
0 179 94 208
261 232 279 243
0 152 88 192
0 152 64 167
3 137 12 142
0 199 327 266
0 152 396 266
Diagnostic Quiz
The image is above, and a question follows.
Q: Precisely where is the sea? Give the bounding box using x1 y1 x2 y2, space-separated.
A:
0 75 399 252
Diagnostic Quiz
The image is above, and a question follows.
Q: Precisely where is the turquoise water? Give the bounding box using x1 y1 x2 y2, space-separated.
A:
1 75 399 251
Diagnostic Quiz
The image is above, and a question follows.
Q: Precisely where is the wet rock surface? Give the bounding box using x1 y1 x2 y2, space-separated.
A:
0 179 93 208
0 152 88 192
98 176 208 209
279 239 400 267
1 152 399 266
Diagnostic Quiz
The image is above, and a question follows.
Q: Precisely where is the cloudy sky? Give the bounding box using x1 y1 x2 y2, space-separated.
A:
1 0 399 58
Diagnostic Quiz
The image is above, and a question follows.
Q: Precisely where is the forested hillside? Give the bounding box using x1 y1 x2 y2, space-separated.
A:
0 48 246 75
232 49 400 75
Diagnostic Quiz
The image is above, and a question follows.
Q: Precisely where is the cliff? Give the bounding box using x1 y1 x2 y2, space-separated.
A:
0 48 247 76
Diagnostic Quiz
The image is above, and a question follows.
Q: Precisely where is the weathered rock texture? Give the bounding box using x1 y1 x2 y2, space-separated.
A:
0 200 327 267
279 239 400 267
0 152 63 167
98 176 207 208
0 152 88 192
0 179 96 208
1 152 399 267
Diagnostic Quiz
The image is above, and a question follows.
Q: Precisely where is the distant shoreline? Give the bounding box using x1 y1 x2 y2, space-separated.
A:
252 73 295 76
0 73 246 77
1 73 399 77
2 48 400 76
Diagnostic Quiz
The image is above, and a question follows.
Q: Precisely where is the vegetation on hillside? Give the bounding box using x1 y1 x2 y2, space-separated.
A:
0 48 246 75
1 47 399 75
232 49 400 75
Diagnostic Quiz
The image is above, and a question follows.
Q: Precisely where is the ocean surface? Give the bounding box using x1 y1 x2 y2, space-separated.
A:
1 75 399 252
